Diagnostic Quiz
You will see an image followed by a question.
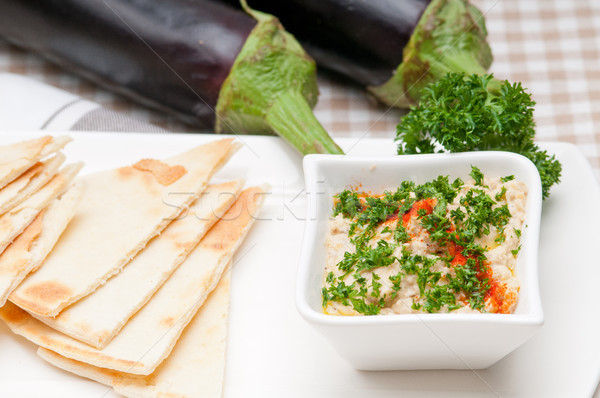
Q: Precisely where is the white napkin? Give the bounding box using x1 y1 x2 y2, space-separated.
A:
0 73 166 133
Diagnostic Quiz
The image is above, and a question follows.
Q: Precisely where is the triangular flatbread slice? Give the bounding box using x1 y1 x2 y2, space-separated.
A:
0 135 71 189
0 162 82 256
9 139 238 317
0 183 83 306
0 153 65 216
38 267 232 398
33 180 242 348
0 185 265 375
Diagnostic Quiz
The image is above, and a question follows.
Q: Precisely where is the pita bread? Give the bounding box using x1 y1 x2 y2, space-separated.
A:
0 153 65 216
33 180 242 349
9 139 238 317
0 186 265 375
0 183 83 306
37 268 232 398
0 135 71 189
0 162 82 256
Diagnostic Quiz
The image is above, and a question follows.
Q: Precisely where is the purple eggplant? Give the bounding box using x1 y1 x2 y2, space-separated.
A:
0 0 343 154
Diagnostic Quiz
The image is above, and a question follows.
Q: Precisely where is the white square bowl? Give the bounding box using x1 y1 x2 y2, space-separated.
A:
297 151 544 370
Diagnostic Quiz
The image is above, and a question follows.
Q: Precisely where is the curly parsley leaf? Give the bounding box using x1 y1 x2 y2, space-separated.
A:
395 73 561 199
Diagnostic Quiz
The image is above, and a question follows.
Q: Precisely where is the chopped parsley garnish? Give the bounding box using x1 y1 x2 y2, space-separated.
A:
495 186 507 201
470 166 485 186
332 190 362 218
324 167 523 315
511 245 522 256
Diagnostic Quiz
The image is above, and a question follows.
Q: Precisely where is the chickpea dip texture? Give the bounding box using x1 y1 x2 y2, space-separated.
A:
323 167 527 316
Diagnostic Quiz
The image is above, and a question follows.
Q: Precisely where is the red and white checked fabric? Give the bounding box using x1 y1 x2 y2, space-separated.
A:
0 0 599 179
473 0 600 178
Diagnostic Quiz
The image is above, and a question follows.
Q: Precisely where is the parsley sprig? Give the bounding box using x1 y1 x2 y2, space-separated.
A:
395 73 561 199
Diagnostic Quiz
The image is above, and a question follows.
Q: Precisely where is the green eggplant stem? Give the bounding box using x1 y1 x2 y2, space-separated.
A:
265 90 343 155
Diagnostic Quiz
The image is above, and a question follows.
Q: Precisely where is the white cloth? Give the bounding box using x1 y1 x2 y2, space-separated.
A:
0 73 164 132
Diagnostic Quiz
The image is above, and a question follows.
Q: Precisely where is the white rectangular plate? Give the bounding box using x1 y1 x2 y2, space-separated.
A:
0 132 598 398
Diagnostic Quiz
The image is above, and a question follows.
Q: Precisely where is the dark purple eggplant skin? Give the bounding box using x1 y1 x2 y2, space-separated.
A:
225 0 430 86
0 0 257 128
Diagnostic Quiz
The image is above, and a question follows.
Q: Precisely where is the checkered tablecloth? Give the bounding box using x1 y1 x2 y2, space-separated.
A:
0 0 599 180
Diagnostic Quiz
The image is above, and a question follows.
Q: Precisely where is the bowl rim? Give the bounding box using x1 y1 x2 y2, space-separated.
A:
296 151 544 328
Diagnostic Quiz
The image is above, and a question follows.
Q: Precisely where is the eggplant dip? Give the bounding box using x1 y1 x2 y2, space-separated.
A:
323 167 527 315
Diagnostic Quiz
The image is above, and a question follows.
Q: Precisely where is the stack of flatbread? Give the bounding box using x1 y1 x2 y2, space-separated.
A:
0 136 267 398
0 136 83 305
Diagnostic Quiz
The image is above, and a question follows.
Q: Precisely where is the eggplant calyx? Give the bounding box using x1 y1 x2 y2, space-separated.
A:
215 3 343 155
368 0 493 108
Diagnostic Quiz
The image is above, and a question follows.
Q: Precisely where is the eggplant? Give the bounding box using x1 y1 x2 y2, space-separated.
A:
225 0 428 87
227 0 493 108
0 0 343 155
